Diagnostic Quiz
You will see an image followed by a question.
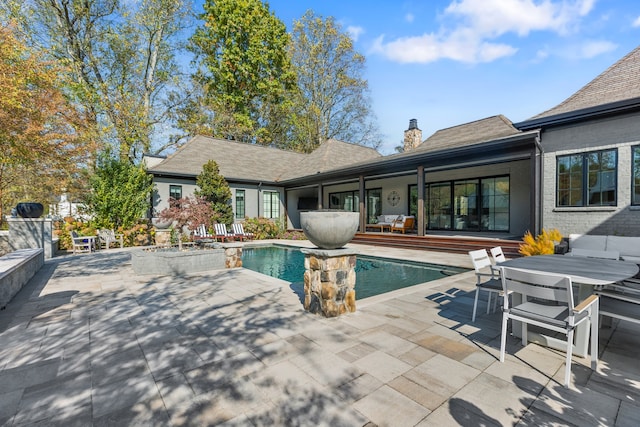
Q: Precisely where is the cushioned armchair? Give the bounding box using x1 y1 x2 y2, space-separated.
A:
390 215 415 233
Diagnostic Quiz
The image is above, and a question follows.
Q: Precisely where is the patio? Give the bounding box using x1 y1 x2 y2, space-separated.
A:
1 242 639 426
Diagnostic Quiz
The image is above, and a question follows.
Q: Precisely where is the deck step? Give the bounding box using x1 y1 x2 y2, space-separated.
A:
351 233 523 258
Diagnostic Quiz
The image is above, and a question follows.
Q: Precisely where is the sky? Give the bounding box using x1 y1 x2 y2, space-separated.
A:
195 1 640 154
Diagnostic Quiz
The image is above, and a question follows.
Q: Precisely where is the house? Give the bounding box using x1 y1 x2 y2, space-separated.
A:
147 45 640 238
515 45 640 236
147 118 539 236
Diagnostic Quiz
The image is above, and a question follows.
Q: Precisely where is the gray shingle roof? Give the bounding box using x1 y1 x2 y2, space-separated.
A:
148 135 381 182
531 45 640 120
414 115 520 152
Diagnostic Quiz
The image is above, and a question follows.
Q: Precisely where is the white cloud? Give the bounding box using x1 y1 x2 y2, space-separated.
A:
575 40 617 58
405 13 415 23
347 25 364 42
633 15 640 28
372 0 597 64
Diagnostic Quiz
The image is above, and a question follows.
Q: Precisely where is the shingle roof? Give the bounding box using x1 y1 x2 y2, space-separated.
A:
414 115 521 152
148 135 381 182
531 45 640 120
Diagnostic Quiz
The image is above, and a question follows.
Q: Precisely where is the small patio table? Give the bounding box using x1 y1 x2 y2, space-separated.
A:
500 255 639 357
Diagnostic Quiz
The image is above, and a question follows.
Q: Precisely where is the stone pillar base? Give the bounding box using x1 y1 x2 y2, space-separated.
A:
301 248 357 317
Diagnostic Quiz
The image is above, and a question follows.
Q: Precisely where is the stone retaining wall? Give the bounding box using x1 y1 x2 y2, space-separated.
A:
0 248 44 308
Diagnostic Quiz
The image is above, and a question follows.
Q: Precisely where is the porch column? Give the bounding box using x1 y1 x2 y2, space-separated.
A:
359 175 366 231
417 166 425 236
317 184 323 210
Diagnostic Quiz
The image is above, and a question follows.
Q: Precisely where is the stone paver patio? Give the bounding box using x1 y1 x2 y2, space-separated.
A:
1 241 640 426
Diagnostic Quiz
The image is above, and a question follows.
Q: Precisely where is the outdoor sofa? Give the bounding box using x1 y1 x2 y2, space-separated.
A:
565 234 640 263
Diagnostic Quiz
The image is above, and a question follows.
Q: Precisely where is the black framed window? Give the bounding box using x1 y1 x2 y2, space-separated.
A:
409 185 418 219
426 176 509 231
366 188 381 223
169 185 182 201
329 191 359 212
557 149 617 207
263 191 280 219
235 189 245 219
632 146 640 205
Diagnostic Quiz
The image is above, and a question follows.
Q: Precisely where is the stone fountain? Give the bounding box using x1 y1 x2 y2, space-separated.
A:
299 210 359 317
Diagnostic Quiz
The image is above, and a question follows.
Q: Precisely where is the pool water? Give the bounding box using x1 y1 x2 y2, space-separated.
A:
242 246 468 299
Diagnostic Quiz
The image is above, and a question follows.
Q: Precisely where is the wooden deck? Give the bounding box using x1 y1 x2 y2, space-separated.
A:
352 232 523 258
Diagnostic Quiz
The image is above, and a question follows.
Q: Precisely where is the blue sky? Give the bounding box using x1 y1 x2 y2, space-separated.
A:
195 1 640 154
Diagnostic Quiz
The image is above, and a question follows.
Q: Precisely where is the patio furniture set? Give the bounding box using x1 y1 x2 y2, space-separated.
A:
366 214 415 233
71 228 123 254
470 239 640 388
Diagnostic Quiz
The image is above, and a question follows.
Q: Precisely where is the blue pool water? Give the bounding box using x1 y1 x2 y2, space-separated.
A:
242 245 468 299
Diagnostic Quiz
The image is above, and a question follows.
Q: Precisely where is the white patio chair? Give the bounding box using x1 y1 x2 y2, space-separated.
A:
490 246 507 264
469 249 504 322
499 266 599 388
71 231 93 254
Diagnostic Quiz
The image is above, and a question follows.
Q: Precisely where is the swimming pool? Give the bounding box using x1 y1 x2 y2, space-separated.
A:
242 245 468 299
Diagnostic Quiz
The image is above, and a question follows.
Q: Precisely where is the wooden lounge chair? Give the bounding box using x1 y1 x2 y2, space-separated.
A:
390 215 415 233
193 224 213 240
232 223 254 240
214 223 236 242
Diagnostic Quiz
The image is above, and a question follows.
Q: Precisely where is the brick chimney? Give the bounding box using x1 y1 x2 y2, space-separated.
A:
403 119 422 152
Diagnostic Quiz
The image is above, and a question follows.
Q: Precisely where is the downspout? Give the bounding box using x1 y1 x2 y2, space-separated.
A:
534 134 544 235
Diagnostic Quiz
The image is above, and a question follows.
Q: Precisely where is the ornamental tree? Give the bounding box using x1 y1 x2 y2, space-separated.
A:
194 161 234 225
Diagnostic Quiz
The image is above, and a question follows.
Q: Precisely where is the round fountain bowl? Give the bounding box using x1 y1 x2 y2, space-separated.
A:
300 210 360 249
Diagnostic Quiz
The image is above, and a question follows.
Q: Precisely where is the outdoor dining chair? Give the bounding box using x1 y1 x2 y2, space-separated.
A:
490 246 507 264
499 266 599 388
469 249 504 322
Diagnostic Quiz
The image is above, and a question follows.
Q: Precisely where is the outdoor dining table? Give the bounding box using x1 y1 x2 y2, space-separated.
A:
500 254 639 357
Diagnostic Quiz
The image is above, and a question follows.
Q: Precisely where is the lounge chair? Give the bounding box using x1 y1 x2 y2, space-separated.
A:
193 224 213 240
232 223 254 240
390 215 415 233
98 228 124 249
214 223 236 242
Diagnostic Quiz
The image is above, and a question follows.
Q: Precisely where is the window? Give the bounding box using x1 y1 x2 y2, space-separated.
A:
235 189 245 219
427 182 452 229
366 188 381 223
632 146 640 205
481 177 509 231
263 191 280 219
557 149 617 207
409 185 418 219
426 176 509 231
169 185 182 202
329 191 359 212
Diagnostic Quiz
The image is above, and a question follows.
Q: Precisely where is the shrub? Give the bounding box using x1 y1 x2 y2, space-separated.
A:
243 217 282 239
158 196 220 239
54 217 97 250
519 228 563 256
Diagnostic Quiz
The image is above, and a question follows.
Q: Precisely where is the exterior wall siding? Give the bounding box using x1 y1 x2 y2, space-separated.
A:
541 113 640 236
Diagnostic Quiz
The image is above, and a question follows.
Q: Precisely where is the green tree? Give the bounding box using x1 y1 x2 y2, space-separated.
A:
85 153 153 229
194 161 233 225
2 0 193 161
288 10 380 152
189 0 298 145
0 24 92 223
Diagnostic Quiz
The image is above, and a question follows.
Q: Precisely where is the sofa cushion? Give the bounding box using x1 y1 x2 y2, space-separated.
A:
606 235 640 258
569 234 607 252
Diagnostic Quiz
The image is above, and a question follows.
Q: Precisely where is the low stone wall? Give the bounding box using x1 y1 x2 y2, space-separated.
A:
0 248 44 308
301 248 357 317
131 247 226 275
